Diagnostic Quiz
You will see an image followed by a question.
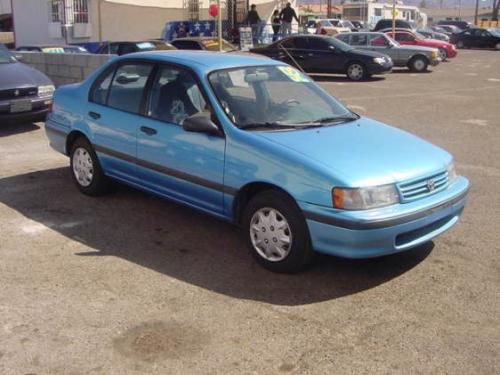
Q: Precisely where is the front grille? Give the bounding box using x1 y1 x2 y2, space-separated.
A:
0 87 38 100
398 170 449 202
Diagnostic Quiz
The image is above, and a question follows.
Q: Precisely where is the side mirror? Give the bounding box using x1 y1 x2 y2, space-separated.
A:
328 45 336 51
182 113 221 136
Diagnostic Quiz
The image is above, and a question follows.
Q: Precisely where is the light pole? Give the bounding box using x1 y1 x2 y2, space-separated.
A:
217 0 222 51
392 0 396 35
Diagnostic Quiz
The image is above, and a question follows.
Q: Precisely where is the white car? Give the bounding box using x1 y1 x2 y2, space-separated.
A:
315 19 350 36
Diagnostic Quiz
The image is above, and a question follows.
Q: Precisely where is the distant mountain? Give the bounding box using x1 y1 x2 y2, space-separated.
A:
297 0 492 8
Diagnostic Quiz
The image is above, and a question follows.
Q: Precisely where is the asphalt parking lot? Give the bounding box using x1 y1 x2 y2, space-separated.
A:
1 50 499 374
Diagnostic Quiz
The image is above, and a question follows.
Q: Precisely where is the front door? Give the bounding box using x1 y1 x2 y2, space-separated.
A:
136 65 226 215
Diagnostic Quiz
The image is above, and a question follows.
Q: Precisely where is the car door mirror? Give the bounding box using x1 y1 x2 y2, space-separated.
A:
328 45 335 51
182 113 221 136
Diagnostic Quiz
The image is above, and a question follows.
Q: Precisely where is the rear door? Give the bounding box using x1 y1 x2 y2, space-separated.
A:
136 65 226 214
88 61 155 182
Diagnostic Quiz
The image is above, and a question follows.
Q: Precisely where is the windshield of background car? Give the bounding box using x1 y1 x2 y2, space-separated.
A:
201 39 237 52
0 44 15 63
149 41 176 50
208 65 353 129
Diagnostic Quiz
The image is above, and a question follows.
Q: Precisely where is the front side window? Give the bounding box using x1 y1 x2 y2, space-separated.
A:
350 34 368 46
107 64 154 114
369 34 391 47
147 67 209 125
209 65 355 130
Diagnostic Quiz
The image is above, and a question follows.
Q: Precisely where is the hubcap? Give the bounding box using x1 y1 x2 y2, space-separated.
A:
72 147 94 187
414 59 426 71
249 207 292 262
457 41 464 48
347 64 363 80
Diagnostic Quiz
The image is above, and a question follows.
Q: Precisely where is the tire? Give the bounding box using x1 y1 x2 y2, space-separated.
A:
409 56 428 72
242 190 314 273
69 136 111 196
346 62 367 81
495 42 500 50
456 40 464 49
438 48 447 61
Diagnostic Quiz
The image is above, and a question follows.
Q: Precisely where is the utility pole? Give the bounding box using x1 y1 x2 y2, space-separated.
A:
217 0 222 51
474 0 479 25
392 0 396 35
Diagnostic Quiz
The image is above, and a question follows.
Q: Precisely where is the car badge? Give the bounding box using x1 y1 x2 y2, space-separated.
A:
427 179 436 191
14 89 20 97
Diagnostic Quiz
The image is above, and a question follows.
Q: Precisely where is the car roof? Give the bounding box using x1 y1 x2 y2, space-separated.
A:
115 50 281 73
172 37 222 42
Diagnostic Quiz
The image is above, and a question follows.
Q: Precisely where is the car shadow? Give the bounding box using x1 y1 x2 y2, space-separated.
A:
0 122 40 137
0 167 433 306
390 69 432 74
311 74 386 83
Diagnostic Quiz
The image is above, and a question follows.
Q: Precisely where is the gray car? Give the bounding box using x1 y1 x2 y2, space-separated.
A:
0 44 54 124
336 32 440 72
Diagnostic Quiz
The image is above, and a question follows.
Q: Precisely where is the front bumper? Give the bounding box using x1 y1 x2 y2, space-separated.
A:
430 57 441 66
366 61 393 75
0 96 52 124
301 176 469 258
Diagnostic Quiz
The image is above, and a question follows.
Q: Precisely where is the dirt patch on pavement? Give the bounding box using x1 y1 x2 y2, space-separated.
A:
113 321 208 362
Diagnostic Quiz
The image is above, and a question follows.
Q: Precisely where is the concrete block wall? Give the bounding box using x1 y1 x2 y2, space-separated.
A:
16 52 114 87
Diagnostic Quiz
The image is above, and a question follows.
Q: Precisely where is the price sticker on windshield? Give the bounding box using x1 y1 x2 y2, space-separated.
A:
277 66 310 83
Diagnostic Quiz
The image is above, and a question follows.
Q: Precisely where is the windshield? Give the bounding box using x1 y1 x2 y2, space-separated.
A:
342 21 355 29
201 39 237 52
208 65 356 130
488 28 500 37
0 44 15 63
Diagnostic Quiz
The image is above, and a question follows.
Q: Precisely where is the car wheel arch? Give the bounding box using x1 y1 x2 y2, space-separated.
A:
233 182 299 225
66 130 90 155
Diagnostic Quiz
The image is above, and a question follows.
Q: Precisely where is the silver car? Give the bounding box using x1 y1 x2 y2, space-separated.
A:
336 32 440 72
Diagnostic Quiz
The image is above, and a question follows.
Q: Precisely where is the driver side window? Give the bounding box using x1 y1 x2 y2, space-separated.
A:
147 67 208 125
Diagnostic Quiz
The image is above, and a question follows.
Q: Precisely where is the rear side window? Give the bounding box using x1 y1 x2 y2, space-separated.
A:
107 64 154 114
90 67 115 105
308 37 331 50
350 34 368 46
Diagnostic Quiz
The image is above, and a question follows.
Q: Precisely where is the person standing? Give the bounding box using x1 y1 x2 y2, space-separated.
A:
279 2 299 36
245 4 261 45
271 10 281 41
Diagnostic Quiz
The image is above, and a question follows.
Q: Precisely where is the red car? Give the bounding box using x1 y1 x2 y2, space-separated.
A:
384 30 458 61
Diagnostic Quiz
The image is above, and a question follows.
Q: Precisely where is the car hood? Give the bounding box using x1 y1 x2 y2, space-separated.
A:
0 62 52 90
256 117 452 186
398 44 437 53
348 48 388 58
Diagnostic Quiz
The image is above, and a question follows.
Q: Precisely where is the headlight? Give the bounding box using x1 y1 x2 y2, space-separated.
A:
447 163 458 183
332 184 400 210
38 85 55 98
373 57 385 65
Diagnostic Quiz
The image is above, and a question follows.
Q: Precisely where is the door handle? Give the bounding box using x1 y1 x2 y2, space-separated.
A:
88 111 101 120
140 126 157 135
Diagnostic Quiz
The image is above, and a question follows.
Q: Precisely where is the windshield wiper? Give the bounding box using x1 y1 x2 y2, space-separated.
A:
239 122 300 130
309 114 360 125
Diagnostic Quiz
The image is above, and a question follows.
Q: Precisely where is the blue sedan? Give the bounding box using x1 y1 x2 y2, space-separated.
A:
45 51 469 273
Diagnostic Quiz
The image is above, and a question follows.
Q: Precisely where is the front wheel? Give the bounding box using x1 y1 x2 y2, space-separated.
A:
438 48 447 61
70 137 112 196
346 62 367 81
242 191 314 273
409 56 428 72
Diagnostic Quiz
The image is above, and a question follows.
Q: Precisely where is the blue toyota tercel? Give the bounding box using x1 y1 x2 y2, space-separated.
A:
45 51 469 273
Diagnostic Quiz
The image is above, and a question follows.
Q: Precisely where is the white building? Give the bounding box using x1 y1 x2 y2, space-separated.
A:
342 0 427 28
11 0 293 47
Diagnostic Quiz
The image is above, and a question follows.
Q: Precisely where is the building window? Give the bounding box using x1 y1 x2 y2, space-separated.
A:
47 0 89 24
48 0 62 23
374 8 382 16
73 0 89 24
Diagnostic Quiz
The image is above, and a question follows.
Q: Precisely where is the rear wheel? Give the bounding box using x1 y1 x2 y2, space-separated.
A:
242 190 314 273
70 137 111 196
409 56 428 72
346 62 367 81
456 40 465 49
495 42 500 50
